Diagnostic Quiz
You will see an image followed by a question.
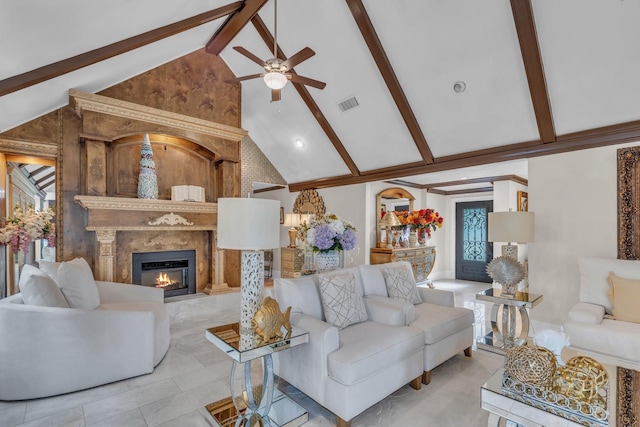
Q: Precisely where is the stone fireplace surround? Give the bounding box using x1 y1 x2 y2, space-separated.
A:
74 195 227 294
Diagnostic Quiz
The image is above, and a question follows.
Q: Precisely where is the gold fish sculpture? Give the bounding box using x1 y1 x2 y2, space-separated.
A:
251 297 292 344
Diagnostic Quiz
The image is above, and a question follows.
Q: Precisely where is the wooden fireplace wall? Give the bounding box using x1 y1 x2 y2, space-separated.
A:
70 88 247 291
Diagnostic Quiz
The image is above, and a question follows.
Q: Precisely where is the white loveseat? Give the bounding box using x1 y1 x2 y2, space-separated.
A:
273 261 474 427
0 259 170 400
563 256 640 367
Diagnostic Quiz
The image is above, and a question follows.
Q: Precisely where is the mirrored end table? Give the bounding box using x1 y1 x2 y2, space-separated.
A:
476 288 543 354
206 323 309 427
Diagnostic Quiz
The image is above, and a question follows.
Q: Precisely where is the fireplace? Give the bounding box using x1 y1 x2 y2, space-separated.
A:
132 250 196 298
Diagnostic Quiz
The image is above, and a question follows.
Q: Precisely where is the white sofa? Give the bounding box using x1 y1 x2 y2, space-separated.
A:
359 262 474 384
0 260 170 400
563 256 640 367
273 261 474 427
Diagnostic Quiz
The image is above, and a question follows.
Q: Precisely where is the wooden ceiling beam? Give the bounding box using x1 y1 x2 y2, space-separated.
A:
251 15 361 176
288 119 640 191
346 0 434 164
510 0 556 144
34 172 55 186
205 0 269 55
0 3 242 97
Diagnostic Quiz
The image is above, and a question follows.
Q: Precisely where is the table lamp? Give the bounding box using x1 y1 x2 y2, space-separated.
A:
488 210 535 260
282 213 301 248
217 198 280 335
379 211 402 248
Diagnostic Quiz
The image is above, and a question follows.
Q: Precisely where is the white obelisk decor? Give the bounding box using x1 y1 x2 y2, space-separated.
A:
137 133 159 199
217 198 280 335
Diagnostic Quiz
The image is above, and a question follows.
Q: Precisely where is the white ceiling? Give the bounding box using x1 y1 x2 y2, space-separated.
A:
2 0 640 192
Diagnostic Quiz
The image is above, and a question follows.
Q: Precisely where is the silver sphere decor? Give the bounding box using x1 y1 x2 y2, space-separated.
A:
486 256 525 297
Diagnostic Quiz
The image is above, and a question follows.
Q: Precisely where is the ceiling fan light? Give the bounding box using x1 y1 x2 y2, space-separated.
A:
264 72 288 90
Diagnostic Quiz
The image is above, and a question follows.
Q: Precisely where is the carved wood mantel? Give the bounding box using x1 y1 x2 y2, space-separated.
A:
74 195 226 293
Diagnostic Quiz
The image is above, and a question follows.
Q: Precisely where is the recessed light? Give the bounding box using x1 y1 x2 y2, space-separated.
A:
453 81 466 93
460 176 468 180
295 139 305 148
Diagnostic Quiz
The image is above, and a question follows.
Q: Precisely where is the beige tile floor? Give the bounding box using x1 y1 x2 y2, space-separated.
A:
0 280 504 427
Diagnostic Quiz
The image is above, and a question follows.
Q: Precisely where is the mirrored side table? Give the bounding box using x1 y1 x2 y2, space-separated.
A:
206 323 309 427
475 288 543 354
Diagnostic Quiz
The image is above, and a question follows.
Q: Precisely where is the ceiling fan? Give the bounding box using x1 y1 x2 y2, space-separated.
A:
225 0 326 102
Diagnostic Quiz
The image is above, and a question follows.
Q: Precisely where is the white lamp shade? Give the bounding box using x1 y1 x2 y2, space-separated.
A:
488 211 535 243
263 72 288 90
217 198 280 250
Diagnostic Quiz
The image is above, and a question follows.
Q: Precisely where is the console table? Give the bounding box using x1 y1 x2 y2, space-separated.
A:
370 246 436 285
205 323 309 427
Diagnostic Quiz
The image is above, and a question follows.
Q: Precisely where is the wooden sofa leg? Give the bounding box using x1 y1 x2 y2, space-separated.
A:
410 375 422 390
464 347 472 357
336 416 351 427
422 370 432 385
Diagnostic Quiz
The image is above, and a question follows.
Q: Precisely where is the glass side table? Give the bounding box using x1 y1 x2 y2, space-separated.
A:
205 323 309 427
475 288 543 354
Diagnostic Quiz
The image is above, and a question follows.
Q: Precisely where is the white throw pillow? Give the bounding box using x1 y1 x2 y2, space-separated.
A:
57 257 100 309
319 273 368 329
383 264 422 304
19 264 69 308
38 260 61 282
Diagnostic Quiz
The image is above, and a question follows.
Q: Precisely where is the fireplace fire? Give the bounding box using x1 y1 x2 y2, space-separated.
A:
132 250 196 298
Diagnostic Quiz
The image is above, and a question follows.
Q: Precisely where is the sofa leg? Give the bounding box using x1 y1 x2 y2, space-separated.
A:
464 347 472 357
410 375 422 390
336 416 351 427
422 370 432 385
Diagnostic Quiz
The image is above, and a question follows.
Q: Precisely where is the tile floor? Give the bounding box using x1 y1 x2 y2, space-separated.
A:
0 280 505 427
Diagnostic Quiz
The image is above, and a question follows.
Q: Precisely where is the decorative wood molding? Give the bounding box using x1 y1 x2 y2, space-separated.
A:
69 90 247 142
148 213 194 226
144 237 188 247
617 146 640 261
74 195 218 213
616 145 640 427
0 137 58 158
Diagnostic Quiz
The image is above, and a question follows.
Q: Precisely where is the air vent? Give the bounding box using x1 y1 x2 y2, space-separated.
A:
338 96 359 112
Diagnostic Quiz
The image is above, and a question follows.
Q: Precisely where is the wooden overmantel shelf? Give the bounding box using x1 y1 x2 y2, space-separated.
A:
74 195 217 213
74 195 218 232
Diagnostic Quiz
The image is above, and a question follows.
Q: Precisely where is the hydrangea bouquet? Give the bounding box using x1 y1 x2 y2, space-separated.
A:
0 206 56 253
299 213 357 252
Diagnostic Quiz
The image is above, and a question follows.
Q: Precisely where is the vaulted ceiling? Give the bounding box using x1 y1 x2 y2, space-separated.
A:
2 0 640 193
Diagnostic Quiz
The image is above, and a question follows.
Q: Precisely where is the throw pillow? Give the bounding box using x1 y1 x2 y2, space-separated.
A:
607 272 640 324
38 260 61 282
319 273 368 329
18 265 69 308
57 257 101 309
383 265 422 304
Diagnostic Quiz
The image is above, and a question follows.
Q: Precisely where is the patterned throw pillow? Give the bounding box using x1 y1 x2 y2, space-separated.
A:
319 273 368 329
384 265 422 304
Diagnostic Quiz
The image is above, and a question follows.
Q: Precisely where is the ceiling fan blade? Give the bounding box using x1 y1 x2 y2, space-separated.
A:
288 74 327 90
281 47 315 70
271 88 281 102
225 74 264 83
232 46 267 67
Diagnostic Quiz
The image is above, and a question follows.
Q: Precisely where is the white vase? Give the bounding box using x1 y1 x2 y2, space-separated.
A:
316 250 341 272
409 229 418 248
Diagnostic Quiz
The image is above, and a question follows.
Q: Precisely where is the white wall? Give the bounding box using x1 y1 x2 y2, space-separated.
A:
528 141 640 326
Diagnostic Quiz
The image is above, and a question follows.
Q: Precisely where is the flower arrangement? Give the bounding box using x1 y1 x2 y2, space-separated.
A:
0 206 56 253
395 209 443 238
298 213 357 253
